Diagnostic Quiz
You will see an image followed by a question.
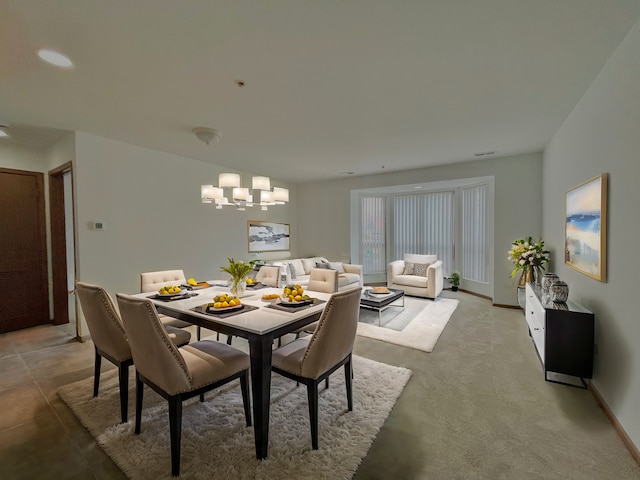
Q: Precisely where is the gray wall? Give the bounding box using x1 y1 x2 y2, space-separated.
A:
543 18 640 449
297 152 542 306
73 132 298 296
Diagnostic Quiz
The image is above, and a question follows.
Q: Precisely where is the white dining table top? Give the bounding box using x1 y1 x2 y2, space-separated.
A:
133 284 332 336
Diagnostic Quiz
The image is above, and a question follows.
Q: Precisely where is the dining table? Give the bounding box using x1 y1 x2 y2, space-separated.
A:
133 283 332 460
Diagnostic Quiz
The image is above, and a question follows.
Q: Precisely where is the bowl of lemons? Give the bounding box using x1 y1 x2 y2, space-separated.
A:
157 286 183 297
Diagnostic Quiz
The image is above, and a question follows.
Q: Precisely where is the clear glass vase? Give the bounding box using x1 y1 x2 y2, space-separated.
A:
230 279 246 297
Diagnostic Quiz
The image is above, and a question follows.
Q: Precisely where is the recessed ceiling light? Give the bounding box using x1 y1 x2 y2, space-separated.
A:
339 171 354 175
0 129 9 138
474 151 496 157
37 49 74 68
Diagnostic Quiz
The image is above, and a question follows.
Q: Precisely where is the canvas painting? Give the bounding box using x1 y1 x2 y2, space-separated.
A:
248 221 290 253
565 174 607 282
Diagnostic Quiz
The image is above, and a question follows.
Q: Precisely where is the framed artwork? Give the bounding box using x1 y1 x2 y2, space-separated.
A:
248 221 290 253
565 173 607 282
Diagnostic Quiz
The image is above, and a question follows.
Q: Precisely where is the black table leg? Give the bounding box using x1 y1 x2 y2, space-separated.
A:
248 334 274 459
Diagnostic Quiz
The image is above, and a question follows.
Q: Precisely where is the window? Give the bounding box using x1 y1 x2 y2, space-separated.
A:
361 196 386 274
462 184 488 283
392 191 454 276
351 176 494 297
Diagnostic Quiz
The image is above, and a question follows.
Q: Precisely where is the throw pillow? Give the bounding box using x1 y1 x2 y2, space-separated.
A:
328 261 345 273
413 262 431 277
287 263 297 280
315 262 330 269
289 259 306 277
403 262 415 275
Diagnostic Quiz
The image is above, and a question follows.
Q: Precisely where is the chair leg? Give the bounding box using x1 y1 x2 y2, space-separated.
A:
345 356 353 411
306 380 319 450
226 335 233 345
240 370 252 427
168 396 183 477
197 325 201 341
199 393 205 402
118 363 129 423
134 372 144 434
93 348 102 397
325 377 329 389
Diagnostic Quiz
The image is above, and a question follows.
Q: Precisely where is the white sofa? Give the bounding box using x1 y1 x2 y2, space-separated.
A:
278 257 363 291
387 254 444 299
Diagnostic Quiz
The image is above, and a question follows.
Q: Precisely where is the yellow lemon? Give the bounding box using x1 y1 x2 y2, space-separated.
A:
188 278 197 286
214 302 222 308
229 299 236 306
294 295 302 301
297 288 303 295
222 301 229 307
246 278 253 284
284 288 291 296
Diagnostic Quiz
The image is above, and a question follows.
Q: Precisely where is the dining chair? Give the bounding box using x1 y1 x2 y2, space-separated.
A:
115 293 252 477
289 267 339 339
76 282 191 424
140 269 203 340
254 265 281 287
271 287 361 449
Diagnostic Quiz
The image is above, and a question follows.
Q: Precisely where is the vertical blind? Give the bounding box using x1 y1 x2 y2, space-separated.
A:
462 184 488 282
392 192 454 276
361 196 386 274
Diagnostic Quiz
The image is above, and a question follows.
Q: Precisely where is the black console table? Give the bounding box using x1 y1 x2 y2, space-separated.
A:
524 283 594 388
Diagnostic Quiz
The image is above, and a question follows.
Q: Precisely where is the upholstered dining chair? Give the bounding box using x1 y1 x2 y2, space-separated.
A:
140 269 203 340
76 282 191 424
290 267 339 338
271 287 361 449
115 293 252 477
254 265 281 287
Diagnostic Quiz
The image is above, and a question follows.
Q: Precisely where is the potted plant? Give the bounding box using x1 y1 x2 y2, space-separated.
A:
221 258 254 297
450 271 461 291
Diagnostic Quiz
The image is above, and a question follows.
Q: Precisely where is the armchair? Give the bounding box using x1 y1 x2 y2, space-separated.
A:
387 254 444 299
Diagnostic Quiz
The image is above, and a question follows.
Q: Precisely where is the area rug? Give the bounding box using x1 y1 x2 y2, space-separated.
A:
357 297 459 352
58 355 411 480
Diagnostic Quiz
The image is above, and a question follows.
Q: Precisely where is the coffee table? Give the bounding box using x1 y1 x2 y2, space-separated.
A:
359 287 405 326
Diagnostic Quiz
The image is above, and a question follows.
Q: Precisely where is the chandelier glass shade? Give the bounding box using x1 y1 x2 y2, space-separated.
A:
201 174 288 210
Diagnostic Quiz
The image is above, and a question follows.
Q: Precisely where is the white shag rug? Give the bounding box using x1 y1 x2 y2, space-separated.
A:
58 355 411 480
357 297 459 352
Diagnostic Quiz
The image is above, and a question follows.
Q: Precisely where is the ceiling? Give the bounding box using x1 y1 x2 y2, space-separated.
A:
1 1 639 183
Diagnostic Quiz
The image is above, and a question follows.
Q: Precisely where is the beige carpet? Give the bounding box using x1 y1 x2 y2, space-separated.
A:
357 297 459 352
58 355 411 480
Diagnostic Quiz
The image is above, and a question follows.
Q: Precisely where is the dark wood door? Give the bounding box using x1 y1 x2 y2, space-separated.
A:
0 168 50 333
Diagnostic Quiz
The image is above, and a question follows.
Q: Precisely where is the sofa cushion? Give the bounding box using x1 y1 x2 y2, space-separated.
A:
404 254 437 265
403 262 415 275
392 274 428 288
337 273 360 288
315 262 330 269
302 257 326 274
328 261 345 273
413 263 431 277
289 259 306 277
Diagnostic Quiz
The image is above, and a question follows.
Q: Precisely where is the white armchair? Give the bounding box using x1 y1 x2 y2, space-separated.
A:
387 254 444 299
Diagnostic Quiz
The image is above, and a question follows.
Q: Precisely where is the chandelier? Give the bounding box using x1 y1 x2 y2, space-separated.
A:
201 174 289 211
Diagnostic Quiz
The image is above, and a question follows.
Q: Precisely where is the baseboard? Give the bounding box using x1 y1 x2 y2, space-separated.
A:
493 302 521 309
589 381 640 466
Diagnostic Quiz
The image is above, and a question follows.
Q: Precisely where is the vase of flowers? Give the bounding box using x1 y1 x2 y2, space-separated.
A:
221 258 254 297
508 236 550 287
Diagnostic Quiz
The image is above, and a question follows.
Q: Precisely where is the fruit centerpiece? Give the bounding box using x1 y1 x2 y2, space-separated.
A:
158 285 181 295
282 284 311 303
209 293 242 309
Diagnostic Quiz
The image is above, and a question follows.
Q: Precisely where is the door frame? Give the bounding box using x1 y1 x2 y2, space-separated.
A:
49 161 75 326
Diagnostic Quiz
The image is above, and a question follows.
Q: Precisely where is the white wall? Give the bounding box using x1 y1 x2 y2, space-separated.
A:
73 132 298 296
297 152 542 306
543 18 640 449
0 143 47 171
